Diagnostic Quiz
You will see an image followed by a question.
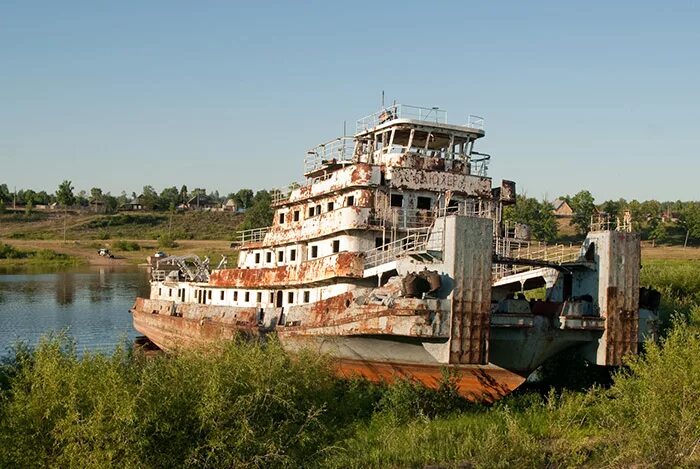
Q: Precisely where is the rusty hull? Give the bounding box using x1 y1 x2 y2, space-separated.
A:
335 359 524 403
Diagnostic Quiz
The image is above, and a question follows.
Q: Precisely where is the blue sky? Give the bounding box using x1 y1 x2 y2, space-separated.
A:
1 1 698 202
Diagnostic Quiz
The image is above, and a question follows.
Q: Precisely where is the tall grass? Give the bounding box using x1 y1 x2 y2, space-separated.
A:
0 261 698 467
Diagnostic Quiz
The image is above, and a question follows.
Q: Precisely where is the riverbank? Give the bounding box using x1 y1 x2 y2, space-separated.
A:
0 239 235 267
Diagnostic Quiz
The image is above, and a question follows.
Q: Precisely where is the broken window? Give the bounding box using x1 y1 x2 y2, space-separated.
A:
327 201 334 212
417 196 432 210
278 251 284 262
233 291 238 301
293 210 300 222
220 291 225 301
390 194 403 207
168 288 172 297
208 290 212 300
266 252 272 263
256 292 262 303
279 212 285 224
290 249 297 261
244 291 250 302
311 245 318 258
287 291 294 304
303 291 310 303
254 252 260 264
332 240 340 253
308 206 315 217
346 195 355 206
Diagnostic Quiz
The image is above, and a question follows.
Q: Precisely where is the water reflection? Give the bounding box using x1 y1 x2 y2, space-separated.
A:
0 265 149 356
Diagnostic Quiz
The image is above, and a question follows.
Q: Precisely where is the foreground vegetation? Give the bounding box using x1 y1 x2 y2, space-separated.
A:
0 259 698 468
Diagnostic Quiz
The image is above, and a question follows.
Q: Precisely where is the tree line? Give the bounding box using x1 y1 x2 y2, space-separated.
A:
504 190 700 245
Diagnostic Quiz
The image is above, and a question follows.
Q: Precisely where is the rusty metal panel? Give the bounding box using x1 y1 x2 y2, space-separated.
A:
389 167 492 196
596 231 640 365
209 251 364 288
448 217 493 365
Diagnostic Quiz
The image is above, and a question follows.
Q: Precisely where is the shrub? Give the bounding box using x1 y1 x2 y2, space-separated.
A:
157 233 177 249
112 240 140 251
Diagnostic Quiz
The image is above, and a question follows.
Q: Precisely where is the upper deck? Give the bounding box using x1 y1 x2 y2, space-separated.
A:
355 104 485 136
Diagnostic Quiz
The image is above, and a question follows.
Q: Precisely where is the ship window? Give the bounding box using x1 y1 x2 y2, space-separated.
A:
346 195 355 206
327 201 334 212
158 288 162 296
244 291 250 302
254 252 260 264
233 291 238 301
316 205 322 215
266 252 272 263
270 292 274 302
332 240 340 253
417 196 432 210
308 206 314 217
290 249 297 261
279 212 285 224
293 210 300 221
220 291 225 300
208 290 212 300
278 251 284 262
287 291 294 304
256 292 262 303
390 194 403 207
169 288 172 297
311 245 318 258
375 237 390 250
303 291 310 303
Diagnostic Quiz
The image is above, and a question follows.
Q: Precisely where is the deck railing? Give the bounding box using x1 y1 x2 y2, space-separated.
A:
364 227 442 269
304 137 356 174
233 226 270 246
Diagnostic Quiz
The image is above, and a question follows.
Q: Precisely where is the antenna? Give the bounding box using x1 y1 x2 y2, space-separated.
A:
381 90 385 108
343 120 347 137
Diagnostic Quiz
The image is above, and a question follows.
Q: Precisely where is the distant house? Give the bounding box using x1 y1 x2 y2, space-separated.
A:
89 199 105 213
119 197 144 211
186 194 217 211
223 199 238 212
552 198 573 218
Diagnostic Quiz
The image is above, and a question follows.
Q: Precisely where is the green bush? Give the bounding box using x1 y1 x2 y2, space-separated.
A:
112 240 141 251
157 233 177 249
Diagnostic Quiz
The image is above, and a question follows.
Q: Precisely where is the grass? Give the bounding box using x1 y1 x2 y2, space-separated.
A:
0 211 244 241
0 251 698 467
0 242 83 267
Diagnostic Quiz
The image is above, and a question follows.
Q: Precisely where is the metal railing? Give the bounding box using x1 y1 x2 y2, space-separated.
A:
467 115 485 130
304 137 356 174
356 104 448 132
364 227 442 269
492 237 582 280
590 213 633 233
233 226 270 246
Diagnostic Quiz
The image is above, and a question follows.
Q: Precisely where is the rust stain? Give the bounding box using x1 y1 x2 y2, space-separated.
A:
210 252 364 288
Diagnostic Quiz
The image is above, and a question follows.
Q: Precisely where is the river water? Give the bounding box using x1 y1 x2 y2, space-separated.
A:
0 265 150 357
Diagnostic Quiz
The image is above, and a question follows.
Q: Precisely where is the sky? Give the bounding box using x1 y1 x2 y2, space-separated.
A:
1 1 698 202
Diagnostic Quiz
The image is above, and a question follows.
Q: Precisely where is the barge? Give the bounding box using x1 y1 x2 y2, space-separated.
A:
131 104 658 401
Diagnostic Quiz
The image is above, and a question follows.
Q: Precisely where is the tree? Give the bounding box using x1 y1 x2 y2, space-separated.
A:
238 190 273 231
103 194 118 214
235 189 254 209
569 190 596 235
56 180 75 243
56 180 76 208
179 185 188 204
159 186 180 211
0 184 10 203
503 195 558 243
90 187 103 203
678 204 700 247
140 186 159 211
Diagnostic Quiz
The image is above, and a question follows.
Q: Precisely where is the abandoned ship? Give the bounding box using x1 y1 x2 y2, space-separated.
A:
131 104 659 401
